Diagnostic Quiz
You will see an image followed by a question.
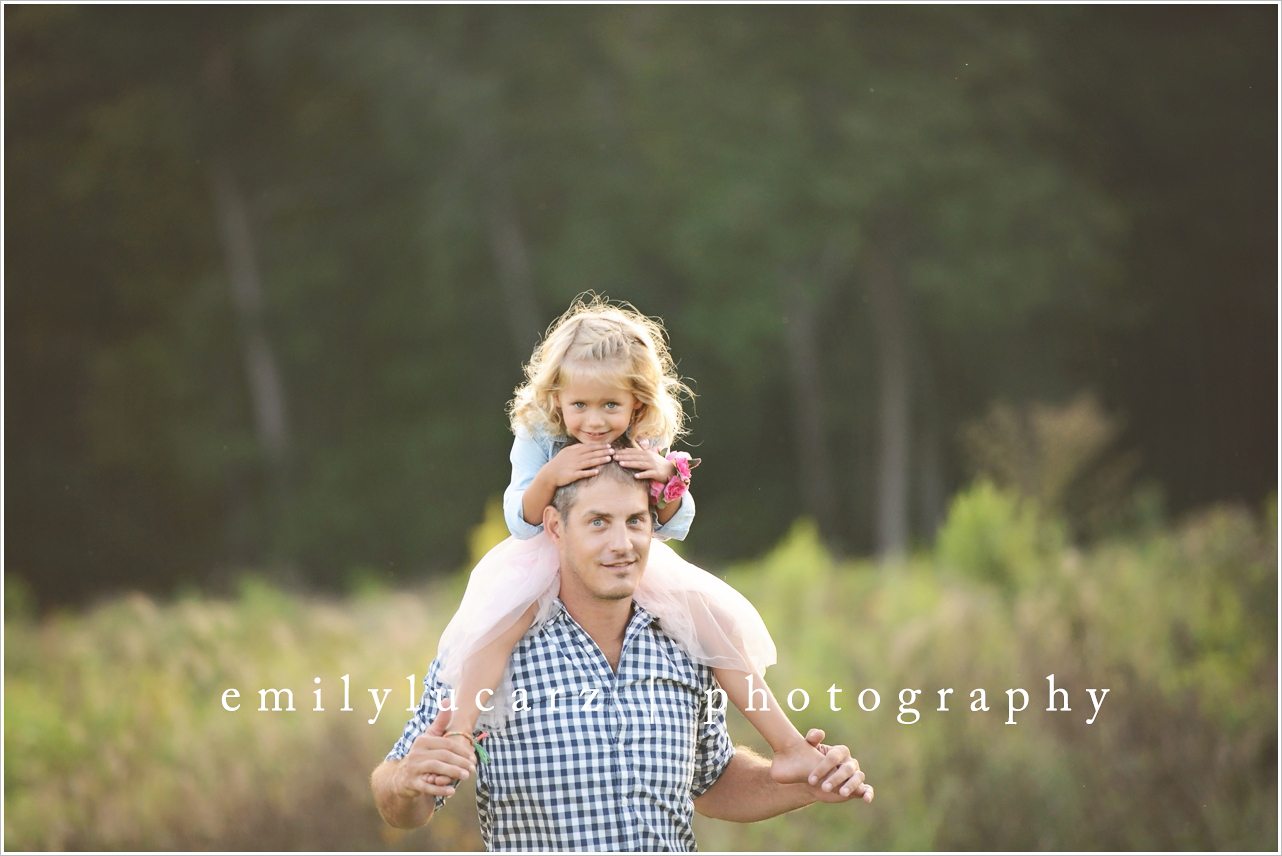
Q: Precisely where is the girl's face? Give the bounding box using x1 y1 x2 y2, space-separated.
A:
556 375 641 444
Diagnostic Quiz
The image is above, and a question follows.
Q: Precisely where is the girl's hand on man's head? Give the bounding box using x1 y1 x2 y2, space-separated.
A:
612 447 676 482
546 443 614 487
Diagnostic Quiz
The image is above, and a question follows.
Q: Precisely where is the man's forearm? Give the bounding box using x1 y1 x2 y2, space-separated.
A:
371 759 437 829
693 746 816 822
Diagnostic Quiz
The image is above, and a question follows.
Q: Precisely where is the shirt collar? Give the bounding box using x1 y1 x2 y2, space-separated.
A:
545 597 658 634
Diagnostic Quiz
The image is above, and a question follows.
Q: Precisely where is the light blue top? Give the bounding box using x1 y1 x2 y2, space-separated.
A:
503 425 696 542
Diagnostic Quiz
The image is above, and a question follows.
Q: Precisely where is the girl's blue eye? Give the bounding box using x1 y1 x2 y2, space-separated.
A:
605 402 618 409
572 402 585 409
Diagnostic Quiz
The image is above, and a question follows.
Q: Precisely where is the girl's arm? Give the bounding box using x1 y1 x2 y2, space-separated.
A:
503 431 554 540
611 443 698 542
654 491 695 541
503 431 614 539
520 467 559 531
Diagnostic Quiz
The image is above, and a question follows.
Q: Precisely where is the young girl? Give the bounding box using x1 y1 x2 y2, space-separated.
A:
433 294 824 784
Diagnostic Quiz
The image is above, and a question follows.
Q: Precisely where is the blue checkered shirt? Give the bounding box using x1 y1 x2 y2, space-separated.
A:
387 598 735 851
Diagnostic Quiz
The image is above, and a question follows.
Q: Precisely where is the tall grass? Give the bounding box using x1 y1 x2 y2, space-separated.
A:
5 490 1276 850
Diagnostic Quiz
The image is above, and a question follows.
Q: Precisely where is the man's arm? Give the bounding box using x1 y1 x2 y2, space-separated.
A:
371 756 443 829
693 745 815 822
694 730 873 823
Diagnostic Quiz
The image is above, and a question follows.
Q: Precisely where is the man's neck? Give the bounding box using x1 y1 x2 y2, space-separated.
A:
558 593 634 671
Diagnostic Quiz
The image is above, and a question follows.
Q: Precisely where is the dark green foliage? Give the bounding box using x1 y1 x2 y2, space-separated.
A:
4 5 1274 605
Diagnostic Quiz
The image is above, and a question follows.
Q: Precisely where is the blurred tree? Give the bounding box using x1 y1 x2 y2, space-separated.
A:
1033 5 1277 516
201 26 298 580
3 5 1273 605
601 7 1123 561
960 392 1140 542
6 6 239 597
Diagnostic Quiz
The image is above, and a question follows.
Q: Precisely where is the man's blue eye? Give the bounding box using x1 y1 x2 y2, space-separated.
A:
591 518 604 526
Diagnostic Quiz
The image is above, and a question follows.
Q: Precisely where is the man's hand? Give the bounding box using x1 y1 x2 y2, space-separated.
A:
613 446 675 482
544 443 615 487
393 710 478 801
802 728 874 804
692 733 873 823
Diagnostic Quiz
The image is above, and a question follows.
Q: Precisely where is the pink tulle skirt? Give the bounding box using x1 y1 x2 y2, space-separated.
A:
436 532 777 726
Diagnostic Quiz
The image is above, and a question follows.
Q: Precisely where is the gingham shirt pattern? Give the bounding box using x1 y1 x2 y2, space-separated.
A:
387 599 735 851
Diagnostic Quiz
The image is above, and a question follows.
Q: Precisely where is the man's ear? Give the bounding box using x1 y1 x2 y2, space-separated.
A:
544 504 563 543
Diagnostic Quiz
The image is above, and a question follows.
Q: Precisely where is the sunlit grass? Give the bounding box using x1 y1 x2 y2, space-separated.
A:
4 493 1276 850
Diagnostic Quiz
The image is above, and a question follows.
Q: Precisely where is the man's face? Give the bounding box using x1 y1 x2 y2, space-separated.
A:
546 474 653 603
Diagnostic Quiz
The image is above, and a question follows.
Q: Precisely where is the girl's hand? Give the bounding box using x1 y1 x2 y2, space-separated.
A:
613 447 676 482
545 443 614 487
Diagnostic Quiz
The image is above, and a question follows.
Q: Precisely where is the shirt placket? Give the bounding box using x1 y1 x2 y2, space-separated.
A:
618 613 659 849
571 611 652 851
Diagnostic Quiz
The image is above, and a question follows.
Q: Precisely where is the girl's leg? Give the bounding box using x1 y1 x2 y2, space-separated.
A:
714 666 826 785
428 603 540 785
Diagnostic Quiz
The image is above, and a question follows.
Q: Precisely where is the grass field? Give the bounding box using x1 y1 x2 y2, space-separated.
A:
5 490 1276 850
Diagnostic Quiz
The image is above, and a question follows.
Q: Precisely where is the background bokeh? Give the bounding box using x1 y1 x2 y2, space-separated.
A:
4 4 1277 851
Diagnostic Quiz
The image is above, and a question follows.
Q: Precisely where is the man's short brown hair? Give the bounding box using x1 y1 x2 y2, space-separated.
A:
550 437 652 520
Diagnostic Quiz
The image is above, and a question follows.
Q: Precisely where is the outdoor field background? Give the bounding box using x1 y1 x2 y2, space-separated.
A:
5 5 1277 851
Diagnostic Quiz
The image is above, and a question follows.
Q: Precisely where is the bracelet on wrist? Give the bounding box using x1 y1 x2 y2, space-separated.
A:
445 729 491 764
650 451 701 509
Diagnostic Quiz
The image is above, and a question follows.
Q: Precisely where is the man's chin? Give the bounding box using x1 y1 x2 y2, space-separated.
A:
595 564 641 599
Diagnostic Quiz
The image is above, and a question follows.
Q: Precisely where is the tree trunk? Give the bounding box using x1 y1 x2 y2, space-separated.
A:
917 402 946 543
209 157 297 583
484 152 542 359
210 159 291 467
203 42 296 583
914 343 947 543
863 243 911 564
781 271 840 545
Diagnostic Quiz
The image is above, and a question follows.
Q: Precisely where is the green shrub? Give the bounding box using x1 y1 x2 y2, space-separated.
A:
934 479 1064 589
467 496 509 566
4 501 1274 850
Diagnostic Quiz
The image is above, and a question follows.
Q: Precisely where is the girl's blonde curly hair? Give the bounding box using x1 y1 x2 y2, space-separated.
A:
508 294 694 449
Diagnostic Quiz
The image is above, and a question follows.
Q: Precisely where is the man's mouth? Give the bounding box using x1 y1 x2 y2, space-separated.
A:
602 559 637 571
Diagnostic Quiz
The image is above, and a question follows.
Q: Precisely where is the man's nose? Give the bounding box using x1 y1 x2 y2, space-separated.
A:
606 520 631 552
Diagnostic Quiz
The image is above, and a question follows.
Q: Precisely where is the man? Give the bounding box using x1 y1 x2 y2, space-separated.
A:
371 458 873 850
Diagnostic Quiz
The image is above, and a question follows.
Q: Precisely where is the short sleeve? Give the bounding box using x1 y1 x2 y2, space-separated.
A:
689 673 735 798
503 428 554 540
386 657 452 810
